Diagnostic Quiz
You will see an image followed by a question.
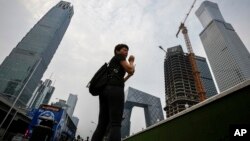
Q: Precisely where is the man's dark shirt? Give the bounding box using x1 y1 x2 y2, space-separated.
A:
107 54 126 87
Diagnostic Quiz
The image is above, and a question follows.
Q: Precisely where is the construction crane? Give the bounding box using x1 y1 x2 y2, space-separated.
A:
159 45 167 53
176 0 206 102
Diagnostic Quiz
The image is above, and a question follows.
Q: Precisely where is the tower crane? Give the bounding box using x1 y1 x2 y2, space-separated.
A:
176 0 206 102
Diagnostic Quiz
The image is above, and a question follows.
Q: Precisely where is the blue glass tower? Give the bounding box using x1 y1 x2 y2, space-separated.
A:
0 1 73 106
195 56 217 98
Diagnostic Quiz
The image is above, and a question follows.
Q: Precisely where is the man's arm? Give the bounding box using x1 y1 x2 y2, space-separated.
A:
124 64 135 82
124 73 133 82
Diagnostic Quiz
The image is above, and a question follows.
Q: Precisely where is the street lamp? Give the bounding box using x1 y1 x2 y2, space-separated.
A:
0 58 42 133
1 110 18 138
0 94 30 138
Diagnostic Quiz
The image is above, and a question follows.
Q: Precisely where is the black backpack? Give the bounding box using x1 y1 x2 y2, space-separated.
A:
87 63 110 96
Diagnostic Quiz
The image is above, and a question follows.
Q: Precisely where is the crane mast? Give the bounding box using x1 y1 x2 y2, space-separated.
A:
176 0 206 102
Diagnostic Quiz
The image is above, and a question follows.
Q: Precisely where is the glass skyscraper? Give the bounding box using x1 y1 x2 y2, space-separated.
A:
0 1 73 105
195 56 217 98
66 93 78 117
26 79 55 109
196 1 250 92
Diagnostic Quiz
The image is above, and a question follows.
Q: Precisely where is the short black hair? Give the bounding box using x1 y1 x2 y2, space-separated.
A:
114 44 129 55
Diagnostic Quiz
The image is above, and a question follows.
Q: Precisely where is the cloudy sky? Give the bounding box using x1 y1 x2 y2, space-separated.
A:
0 0 249 138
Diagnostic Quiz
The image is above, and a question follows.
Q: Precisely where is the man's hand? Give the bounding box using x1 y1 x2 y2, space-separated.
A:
128 55 135 63
128 64 135 75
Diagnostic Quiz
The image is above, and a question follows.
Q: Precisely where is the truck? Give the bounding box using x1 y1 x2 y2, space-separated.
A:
25 104 76 141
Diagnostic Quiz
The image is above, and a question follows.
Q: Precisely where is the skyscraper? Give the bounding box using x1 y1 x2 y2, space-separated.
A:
72 116 79 127
66 94 78 117
0 1 73 105
196 1 250 92
195 56 217 98
164 45 217 117
27 79 55 109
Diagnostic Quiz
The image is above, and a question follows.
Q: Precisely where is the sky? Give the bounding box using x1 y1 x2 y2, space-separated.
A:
0 0 250 139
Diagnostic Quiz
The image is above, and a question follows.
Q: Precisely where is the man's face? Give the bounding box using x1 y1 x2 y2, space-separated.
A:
117 47 128 58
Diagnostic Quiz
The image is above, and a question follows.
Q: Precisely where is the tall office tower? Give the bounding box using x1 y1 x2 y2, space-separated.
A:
0 1 74 106
196 1 250 92
66 94 78 117
195 56 217 98
27 79 55 109
164 45 217 117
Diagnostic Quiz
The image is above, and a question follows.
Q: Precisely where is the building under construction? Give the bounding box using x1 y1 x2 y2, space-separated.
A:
164 45 216 118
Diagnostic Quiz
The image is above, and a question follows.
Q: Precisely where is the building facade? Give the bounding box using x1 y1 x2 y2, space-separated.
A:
51 99 69 110
196 1 250 92
27 79 55 109
66 94 78 117
0 1 73 105
164 45 217 118
195 56 217 98
121 87 164 138
72 116 79 127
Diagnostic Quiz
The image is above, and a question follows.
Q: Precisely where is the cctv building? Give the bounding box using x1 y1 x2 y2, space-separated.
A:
196 1 250 92
164 45 217 118
121 87 164 138
0 1 73 106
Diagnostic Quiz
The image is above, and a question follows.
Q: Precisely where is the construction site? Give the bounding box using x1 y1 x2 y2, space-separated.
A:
159 0 209 118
